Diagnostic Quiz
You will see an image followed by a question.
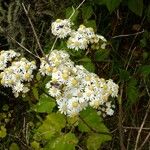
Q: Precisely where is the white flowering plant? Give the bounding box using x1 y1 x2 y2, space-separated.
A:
0 2 119 150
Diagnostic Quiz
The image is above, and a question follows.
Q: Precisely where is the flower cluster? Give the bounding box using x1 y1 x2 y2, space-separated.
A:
51 19 107 51
0 52 36 97
67 25 107 51
51 19 72 38
0 50 20 71
40 50 119 117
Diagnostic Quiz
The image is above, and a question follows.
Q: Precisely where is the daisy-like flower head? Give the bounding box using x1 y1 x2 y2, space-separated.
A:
67 31 89 51
0 50 20 71
78 25 95 42
0 56 36 97
106 79 119 97
51 19 72 38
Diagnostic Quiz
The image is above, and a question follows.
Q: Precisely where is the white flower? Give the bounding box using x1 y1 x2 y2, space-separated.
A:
48 86 61 97
78 25 95 41
0 50 20 70
67 31 88 50
51 19 72 38
106 108 114 116
106 79 119 97
0 56 36 96
13 82 24 93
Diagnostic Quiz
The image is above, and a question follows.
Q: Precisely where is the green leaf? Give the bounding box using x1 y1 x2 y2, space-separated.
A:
82 5 93 20
31 141 41 150
78 108 110 134
81 61 95 73
84 20 97 30
94 0 105 5
36 72 42 81
79 57 95 73
94 50 110 61
2 104 9 111
138 65 150 77
33 94 56 113
126 78 138 107
32 87 39 100
0 126 7 138
87 133 112 150
45 133 78 150
128 0 143 16
9 143 19 150
105 0 121 13
35 113 66 140
119 69 130 81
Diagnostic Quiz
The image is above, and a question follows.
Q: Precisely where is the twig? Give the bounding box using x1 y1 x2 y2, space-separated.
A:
137 132 150 150
22 3 45 57
8 134 32 150
79 115 111 135
69 0 85 19
127 130 132 150
8 35 40 59
47 37 58 60
112 30 144 39
118 83 126 150
125 47 136 70
123 126 150 130
134 80 150 150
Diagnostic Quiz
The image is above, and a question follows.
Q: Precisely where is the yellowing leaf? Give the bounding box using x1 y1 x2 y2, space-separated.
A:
35 113 66 140
45 133 78 150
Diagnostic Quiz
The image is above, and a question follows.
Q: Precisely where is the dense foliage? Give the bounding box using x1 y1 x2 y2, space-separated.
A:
0 0 150 150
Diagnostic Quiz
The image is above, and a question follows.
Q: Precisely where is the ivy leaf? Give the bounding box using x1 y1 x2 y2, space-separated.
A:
45 133 78 150
35 113 66 140
126 78 138 107
87 133 112 150
33 94 56 113
128 0 143 16
105 0 121 13
78 108 110 134
82 5 93 20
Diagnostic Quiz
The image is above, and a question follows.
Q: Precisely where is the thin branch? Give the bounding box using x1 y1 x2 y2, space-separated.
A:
69 0 85 19
8 134 32 150
134 80 150 150
118 83 126 150
125 47 136 70
137 132 150 150
8 35 40 59
22 3 45 57
123 126 150 130
112 29 144 39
